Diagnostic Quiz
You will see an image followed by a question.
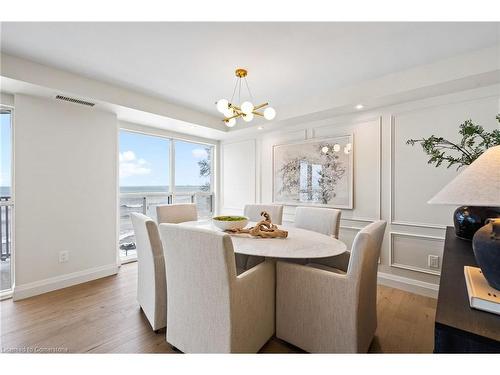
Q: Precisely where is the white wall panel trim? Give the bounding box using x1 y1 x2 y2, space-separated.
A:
390 232 445 276
220 139 257 213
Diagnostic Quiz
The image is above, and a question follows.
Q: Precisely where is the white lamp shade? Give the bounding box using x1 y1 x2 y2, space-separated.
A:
428 145 500 206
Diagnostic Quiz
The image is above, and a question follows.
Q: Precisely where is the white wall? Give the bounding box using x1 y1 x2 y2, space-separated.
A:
1 92 14 106
13 94 119 300
220 84 500 297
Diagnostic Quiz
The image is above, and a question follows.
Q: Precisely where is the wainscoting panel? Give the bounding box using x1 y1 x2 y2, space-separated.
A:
338 226 360 250
390 232 445 276
221 139 256 211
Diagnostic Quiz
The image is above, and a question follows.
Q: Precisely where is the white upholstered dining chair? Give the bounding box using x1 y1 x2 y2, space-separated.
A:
276 220 387 353
295 206 346 269
244 204 284 224
159 224 275 353
156 203 198 224
294 206 341 238
130 213 167 332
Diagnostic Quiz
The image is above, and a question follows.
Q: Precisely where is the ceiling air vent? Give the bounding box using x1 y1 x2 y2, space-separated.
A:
55 95 95 107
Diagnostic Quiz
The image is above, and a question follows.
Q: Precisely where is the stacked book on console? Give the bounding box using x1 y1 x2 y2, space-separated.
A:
464 266 500 315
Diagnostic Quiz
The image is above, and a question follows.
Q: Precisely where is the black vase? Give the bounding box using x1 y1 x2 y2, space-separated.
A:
472 219 500 290
453 206 500 240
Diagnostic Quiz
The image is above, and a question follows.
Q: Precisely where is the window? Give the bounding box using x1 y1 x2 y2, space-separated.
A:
119 131 170 261
118 131 215 262
174 140 213 193
173 141 214 218
1 107 13 294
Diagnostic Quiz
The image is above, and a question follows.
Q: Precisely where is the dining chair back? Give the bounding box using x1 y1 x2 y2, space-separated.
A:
156 203 198 224
276 220 387 353
159 224 275 353
130 212 166 331
243 204 283 224
294 206 341 238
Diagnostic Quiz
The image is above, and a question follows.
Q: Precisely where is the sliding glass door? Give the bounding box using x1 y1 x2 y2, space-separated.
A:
0 107 13 295
118 130 215 262
119 131 170 261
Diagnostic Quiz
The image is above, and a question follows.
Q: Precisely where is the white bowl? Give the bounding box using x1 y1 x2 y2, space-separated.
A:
212 216 249 231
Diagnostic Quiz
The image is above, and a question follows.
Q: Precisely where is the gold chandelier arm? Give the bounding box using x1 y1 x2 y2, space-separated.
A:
252 111 264 117
229 103 241 111
253 102 269 111
223 112 243 122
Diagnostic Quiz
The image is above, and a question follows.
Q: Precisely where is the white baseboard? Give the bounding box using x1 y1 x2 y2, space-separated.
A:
13 263 119 301
377 271 439 299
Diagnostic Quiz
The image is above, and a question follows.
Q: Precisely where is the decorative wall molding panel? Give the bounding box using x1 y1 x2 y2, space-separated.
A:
338 225 361 250
221 139 257 212
390 232 445 276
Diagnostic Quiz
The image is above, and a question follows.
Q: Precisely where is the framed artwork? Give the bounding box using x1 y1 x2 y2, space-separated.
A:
273 135 353 209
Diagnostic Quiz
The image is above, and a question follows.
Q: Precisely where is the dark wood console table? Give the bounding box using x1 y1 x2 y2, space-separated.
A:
434 227 500 353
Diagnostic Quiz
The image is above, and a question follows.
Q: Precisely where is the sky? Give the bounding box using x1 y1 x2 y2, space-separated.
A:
119 130 211 188
0 112 12 192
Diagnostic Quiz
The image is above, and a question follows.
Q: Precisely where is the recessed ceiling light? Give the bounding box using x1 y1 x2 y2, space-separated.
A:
257 126 264 130
355 104 364 110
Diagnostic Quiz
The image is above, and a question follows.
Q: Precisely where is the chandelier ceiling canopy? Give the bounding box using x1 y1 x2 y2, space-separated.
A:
216 68 276 128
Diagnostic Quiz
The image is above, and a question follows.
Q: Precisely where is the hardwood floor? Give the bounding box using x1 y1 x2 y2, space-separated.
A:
0 262 437 353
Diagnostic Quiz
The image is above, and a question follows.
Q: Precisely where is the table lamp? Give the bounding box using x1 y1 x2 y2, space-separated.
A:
428 145 500 240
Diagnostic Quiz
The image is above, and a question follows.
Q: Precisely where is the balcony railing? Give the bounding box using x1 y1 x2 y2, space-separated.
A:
1 196 13 293
119 192 214 259
0 196 12 262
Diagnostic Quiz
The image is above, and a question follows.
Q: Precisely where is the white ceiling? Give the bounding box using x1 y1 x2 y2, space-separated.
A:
1 22 499 122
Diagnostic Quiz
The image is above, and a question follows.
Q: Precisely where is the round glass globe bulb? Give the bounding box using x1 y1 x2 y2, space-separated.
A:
345 143 352 151
264 107 276 120
216 99 229 113
241 101 254 115
344 146 350 154
321 146 329 154
243 113 254 122
223 107 234 118
226 118 236 128
333 144 341 152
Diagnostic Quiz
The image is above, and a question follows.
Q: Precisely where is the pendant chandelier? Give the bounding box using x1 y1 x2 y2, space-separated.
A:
216 68 276 127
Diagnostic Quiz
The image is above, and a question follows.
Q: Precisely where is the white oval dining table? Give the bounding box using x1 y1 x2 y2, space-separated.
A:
179 220 347 259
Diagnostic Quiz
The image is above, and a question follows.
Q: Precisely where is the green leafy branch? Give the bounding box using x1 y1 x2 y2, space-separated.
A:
406 115 500 170
198 147 212 192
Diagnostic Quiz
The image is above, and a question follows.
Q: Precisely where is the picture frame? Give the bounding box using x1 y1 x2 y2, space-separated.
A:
272 135 354 209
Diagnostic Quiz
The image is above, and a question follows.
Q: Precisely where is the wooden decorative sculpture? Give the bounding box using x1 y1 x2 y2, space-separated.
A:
229 211 288 238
